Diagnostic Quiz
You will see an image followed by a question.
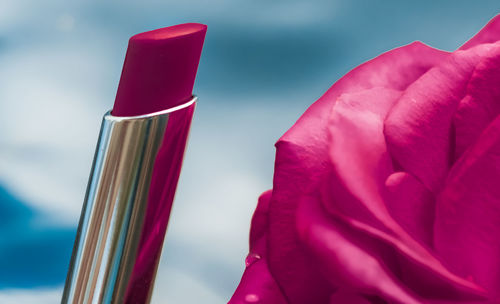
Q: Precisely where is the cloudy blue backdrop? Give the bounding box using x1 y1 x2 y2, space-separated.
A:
0 1 499 303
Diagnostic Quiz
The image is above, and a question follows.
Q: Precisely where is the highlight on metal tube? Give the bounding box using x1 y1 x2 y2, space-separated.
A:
62 96 197 304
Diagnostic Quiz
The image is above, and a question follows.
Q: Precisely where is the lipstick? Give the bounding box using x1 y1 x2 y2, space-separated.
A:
62 23 207 304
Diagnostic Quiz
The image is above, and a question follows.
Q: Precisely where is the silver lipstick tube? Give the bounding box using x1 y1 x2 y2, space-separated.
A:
62 97 197 304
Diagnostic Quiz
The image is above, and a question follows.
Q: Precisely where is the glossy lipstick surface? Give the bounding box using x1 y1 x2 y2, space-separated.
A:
113 23 207 116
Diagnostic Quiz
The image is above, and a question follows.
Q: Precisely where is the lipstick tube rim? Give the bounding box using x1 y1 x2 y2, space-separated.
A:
109 95 197 121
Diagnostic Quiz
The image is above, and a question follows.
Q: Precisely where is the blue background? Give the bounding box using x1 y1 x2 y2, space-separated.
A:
0 1 499 302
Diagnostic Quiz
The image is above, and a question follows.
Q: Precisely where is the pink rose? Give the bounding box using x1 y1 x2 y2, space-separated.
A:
229 15 500 304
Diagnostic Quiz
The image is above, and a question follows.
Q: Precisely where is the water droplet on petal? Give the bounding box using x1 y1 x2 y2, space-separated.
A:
245 253 261 267
245 293 259 303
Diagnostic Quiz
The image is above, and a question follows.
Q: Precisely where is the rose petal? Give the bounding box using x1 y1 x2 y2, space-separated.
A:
385 171 435 247
329 290 372 304
280 42 448 150
384 42 500 193
267 42 447 303
434 115 500 295
229 237 288 304
323 88 486 300
453 52 500 159
320 185 486 301
296 195 423 304
229 191 288 304
460 14 500 50
268 143 332 303
325 87 400 230
249 190 272 250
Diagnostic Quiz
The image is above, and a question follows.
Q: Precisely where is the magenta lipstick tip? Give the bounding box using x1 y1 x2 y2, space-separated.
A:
112 23 207 117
